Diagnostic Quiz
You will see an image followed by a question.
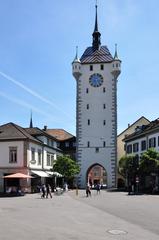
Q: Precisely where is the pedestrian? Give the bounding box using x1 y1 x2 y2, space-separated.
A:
86 184 91 197
96 183 101 194
41 184 46 198
46 184 52 198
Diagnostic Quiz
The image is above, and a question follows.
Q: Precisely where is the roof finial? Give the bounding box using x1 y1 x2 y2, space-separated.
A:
75 46 78 59
92 1 101 50
94 1 98 32
29 110 33 128
114 43 119 60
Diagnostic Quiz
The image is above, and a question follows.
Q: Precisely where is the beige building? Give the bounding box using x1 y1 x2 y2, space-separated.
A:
117 116 150 162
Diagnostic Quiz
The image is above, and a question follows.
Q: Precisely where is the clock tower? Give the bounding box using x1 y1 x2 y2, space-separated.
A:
72 4 121 188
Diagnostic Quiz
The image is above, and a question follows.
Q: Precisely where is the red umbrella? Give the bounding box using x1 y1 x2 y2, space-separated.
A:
3 173 34 178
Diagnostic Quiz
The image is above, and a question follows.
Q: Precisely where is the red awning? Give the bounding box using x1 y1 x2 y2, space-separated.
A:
3 173 34 178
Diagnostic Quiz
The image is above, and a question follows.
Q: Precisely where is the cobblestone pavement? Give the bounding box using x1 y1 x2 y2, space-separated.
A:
0 190 158 240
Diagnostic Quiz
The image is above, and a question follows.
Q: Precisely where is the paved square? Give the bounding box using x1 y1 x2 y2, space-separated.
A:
0 190 159 240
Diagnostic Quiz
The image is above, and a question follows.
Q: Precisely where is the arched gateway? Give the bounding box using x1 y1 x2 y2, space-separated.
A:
87 164 107 188
72 4 121 189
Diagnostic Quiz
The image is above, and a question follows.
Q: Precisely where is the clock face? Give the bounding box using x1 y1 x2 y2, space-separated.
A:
89 73 103 87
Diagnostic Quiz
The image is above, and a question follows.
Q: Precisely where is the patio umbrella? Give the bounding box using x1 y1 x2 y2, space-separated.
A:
3 173 34 178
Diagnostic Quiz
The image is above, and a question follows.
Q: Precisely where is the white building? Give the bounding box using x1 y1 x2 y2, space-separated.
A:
123 118 159 157
72 5 121 188
0 122 62 192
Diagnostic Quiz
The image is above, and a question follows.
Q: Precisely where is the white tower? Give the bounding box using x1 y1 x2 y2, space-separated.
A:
72 4 121 188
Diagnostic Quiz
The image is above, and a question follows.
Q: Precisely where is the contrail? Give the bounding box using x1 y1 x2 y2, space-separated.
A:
0 91 63 123
0 71 75 121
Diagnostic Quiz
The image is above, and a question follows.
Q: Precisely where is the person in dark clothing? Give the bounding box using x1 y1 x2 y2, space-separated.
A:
96 183 101 194
86 184 91 197
41 184 46 198
46 184 52 198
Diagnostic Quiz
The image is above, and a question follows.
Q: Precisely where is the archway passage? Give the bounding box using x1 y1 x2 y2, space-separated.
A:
86 164 107 189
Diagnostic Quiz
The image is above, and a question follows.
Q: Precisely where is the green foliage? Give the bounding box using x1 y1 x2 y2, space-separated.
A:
53 155 80 180
139 148 159 175
119 155 136 178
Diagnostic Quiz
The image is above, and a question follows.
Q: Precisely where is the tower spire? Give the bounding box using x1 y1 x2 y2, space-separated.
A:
92 1 101 50
29 110 33 128
114 44 119 60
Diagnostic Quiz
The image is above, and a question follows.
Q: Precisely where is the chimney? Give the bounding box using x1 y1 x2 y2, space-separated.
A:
43 125 47 131
128 123 130 128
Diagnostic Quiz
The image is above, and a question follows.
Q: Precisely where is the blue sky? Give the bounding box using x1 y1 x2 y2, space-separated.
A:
0 0 159 135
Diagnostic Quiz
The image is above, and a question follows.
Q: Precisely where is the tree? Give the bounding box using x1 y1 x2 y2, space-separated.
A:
119 155 139 189
119 155 136 179
139 148 159 175
53 155 80 184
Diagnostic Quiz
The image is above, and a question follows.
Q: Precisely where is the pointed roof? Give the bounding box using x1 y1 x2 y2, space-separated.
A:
92 4 101 50
0 122 41 143
72 46 80 63
29 111 33 128
80 46 113 64
45 129 75 141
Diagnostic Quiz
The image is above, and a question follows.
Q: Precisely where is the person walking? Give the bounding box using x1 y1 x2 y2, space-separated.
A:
86 184 91 197
41 184 46 198
96 183 101 194
46 184 52 198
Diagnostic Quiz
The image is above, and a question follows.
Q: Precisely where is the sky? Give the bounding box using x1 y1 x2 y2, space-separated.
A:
0 0 159 135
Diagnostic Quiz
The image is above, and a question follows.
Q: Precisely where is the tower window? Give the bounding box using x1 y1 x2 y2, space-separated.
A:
88 119 90 125
87 141 90 147
103 87 105 93
87 104 89 109
90 65 93 71
103 141 106 147
86 88 89 93
101 64 104 70
103 104 106 109
95 147 99 153
103 120 106 125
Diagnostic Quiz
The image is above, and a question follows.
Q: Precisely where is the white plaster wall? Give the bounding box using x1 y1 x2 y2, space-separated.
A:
77 62 117 188
28 142 43 169
0 141 24 167
126 132 159 156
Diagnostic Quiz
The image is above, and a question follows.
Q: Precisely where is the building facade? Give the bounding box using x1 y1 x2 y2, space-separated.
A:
123 118 159 157
0 122 62 193
117 116 150 162
72 5 121 188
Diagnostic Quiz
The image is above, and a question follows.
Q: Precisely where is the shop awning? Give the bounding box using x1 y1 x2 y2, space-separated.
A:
46 171 63 177
31 170 49 177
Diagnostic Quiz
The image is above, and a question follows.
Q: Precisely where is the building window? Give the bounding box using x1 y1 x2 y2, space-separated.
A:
103 120 106 125
149 137 156 148
103 104 106 109
90 65 93 71
126 144 132 154
51 155 54 165
103 141 106 147
95 147 99 153
65 142 69 147
9 147 17 163
86 88 89 93
101 64 104 70
158 136 159 146
47 138 50 146
133 143 139 153
47 153 54 166
31 148 35 161
88 119 90 125
87 141 90 147
103 87 105 93
38 150 42 165
87 104 89 109
57 142 60 148
73 142 76 147
141 140 146 151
